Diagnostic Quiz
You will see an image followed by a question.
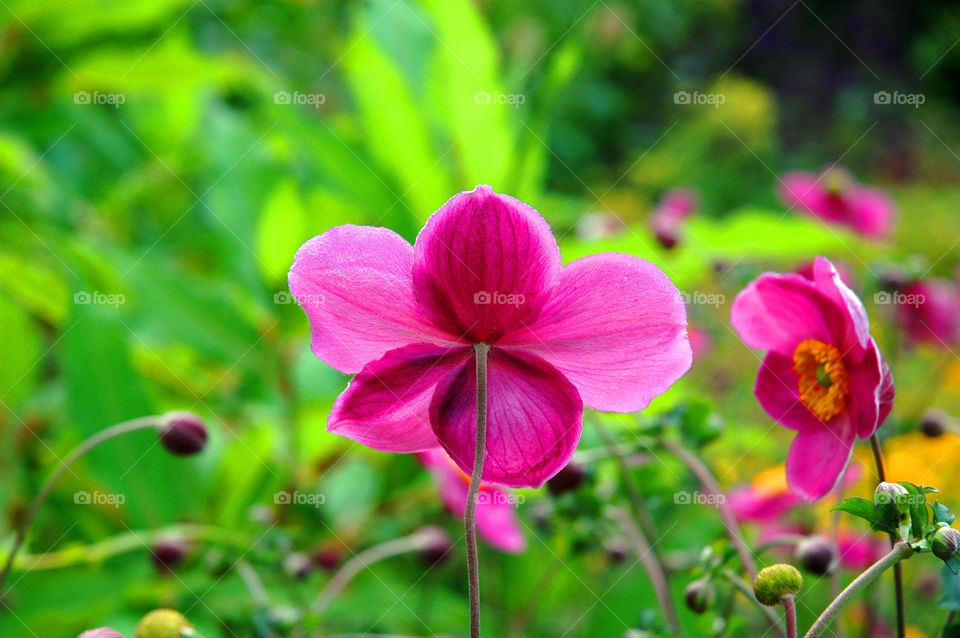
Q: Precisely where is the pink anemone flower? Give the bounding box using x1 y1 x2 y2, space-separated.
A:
730 257 894 501
649 187 698 249
894 279 960 347
289 185 691 488
778 167 897 240
419 448 526 553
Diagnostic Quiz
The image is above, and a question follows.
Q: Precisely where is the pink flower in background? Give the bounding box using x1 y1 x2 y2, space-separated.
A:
419 449 526 553
730 465 804 524
778 168 897 240
894 279 960 347
795 259 858 292
731 257 895 501
289 185 691 488
650 187 698 249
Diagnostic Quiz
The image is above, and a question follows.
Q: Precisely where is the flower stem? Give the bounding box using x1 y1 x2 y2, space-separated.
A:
658 437 758 580
783 595 798 638
804 541 913 638
466 342 490 638
869 433 906 638
0 415 161 594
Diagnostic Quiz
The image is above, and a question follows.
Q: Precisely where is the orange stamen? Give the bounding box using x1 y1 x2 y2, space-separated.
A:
792 339 849 422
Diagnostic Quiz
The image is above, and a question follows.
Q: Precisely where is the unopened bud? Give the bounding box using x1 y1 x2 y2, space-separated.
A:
547 463 585 496
417 526 453 566
684 578 715 614
932 526 960 562
151 538 188 570
753 564 803 606
604 537 630 564
874 481 909 507
795 535 838 576
134 609 195 638
79 629 125 638
313 547 341 571
158 412 208 456
283 552 312 579
920 408 949 438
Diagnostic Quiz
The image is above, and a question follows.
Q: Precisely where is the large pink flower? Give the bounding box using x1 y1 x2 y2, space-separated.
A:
289 185 691 488
419 448 526 553
778 168 897 240
731 257 894 501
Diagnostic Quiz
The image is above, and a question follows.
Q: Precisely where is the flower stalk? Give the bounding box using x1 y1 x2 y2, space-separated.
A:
869 434 906 638
783 595 798 638
466 342 490 638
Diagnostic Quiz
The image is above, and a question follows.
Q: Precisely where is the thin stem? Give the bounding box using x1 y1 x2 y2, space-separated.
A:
942 610 957 638
659 437 758 580
608 508 681 635
466 342 490 638
870 434 906 638
0 416 161 593
721 568 785 638
804 542 913 638
783 596 798 638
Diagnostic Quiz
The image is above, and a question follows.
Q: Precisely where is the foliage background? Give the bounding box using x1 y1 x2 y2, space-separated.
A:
2 0 960 636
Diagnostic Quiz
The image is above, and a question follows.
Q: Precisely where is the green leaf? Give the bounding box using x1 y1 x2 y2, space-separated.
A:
934 502 957 525
256 179 309 282
833 497 882 527
899 481 929 540
0 291 43 406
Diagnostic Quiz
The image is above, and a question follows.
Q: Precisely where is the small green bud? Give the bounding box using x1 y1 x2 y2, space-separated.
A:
932 526 960 562
683 578 715 614
753 564 803 606
134 610 195 638
874 481 909 507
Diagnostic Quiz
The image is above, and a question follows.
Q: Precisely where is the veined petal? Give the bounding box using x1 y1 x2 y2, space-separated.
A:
755 352 824 432
429 348 582 489
412 185 561 343
786 414 856 501
812 256 871 357
847 340 885 439
289 225 457 374
499 253 691 412
328 344 471 452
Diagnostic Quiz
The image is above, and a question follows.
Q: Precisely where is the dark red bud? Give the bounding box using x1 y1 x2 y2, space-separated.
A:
151 538 188 569
417 526 453 566
158 411 208 456
547 463 585 497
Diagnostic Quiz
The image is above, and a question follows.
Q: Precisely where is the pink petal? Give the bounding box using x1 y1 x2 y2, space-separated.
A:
786 414 856 501
812 256 871 357
289 226 457 374
429 348 583 489
848 340 885 439
848 187 897 239
731 272 846 357
499 253 691 412
412 185 561 343
329 344 471 452
779 172 845 223
755 352 823 432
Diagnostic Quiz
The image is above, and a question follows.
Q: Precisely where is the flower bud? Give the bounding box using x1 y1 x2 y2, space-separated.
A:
417 526 453 566
283 552 313 579
151 538 188 570
79 629 125 638
932 526 960 562
920 408 949 438
874 481 909 507
753 564 803 606
795 535 838 576
684 578 715 614
134 609 195 638
547 463 585 497
604 537 630 564
313 547 341 571
158 412 208 456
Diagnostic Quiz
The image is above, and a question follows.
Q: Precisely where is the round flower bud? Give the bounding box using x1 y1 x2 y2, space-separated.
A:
874 481 909 507
313 547 341 571
753 564 803 606
151 538 188 570
932 526 960 562
79 629 125 638
158 412 208 456
283 552 313 580
604 537 631 564
547 463 585 497
134 609 195 638
684 578 715 614
417 526 453 566
795 535 838 576
920 408 949 438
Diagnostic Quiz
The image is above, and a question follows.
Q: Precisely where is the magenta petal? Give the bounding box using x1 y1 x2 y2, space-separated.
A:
812 256 870 357
289 226 457 374
499 253 691 412
731 272 846 357
848 187 896 239
329 344 471 452
412 185 561 343
848 341 884 439
786 414 856 501
430 348 583 489
755 353 823 432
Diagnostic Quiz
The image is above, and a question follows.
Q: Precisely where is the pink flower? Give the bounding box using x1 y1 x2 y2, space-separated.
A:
730 257 895 501
778 168 897 239
649 187 698 249
894 279 960 347
729 466 804 524
419 448 526 553
289 185 691 488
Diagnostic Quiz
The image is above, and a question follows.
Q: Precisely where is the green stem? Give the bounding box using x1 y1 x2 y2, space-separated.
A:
804 542 913 638
467 342 490 638
870 434 906 638
721 568 785 638
0 416 162 593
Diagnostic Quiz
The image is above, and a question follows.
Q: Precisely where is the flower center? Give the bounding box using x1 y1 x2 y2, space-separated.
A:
792 339 849 421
